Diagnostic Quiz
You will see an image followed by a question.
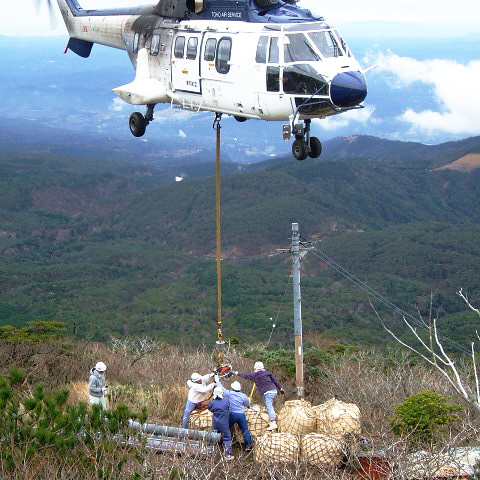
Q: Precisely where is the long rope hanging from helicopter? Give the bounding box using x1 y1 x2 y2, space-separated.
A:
211 110 295 376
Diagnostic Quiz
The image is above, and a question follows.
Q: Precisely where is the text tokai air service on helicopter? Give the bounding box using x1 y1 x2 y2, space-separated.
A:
51 0 368 160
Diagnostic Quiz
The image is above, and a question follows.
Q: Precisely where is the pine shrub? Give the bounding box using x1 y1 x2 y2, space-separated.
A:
390 389 461 447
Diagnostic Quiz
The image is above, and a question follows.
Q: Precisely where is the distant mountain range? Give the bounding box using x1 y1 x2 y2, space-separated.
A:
0 133 479 345
1 31 479 159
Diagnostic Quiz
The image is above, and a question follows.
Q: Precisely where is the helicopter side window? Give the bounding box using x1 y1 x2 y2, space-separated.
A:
284 34 319 63
186 37 198 60
204 38 217 61
267 66 280 92
133 33 140 53
150 35 160 56
174 36 186 59
216 37 232 74
334 30 351 57
255 36 268 64
308 31 343 58
268 37 279 64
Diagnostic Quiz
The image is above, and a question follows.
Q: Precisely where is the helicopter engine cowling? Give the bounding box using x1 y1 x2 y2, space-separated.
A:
254 0 279 7
186 0 206 14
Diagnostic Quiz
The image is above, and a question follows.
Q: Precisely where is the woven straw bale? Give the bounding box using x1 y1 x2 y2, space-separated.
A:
189 409 212 430
301 434 345 467
278 399 316 435
254 432 300 463
313 398 361 436
246 405 270 437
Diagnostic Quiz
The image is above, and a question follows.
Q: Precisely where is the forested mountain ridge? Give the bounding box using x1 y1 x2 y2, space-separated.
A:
0 135 479 345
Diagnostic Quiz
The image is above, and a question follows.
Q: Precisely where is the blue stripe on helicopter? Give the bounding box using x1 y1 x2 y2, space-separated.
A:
64 0 323 23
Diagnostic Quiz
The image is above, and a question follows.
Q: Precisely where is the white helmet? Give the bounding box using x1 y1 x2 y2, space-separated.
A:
191 372 202 382
213 386 224 399
254 361 265 371
95 361 106 372
231 381 241 391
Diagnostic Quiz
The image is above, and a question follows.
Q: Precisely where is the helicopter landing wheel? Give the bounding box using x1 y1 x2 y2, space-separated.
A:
308 137 322 159
292 138 308 161
129 112 146 138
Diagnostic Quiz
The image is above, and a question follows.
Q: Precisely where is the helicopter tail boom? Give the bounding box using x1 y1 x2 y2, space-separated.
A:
56 0 155 52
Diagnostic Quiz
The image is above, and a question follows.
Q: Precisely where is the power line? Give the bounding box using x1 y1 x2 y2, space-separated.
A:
301 238 471 355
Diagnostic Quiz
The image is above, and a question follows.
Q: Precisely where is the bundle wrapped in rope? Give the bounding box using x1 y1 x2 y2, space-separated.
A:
278 399 316 435
189 409 212 430
254 432 300 463
300 433 345 467
246 405 270 437
313 398 361 436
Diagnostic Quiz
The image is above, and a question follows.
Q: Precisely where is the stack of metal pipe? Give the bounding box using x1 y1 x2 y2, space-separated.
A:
128 420 221 455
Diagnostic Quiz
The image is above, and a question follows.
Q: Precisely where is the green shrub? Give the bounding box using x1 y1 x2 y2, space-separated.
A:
245 346 336 379
390 390 461 447
0 372 145 475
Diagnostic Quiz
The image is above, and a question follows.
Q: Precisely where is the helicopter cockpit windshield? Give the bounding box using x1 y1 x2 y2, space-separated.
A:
284 33 320 63
256 25 361 106
284 29 348 62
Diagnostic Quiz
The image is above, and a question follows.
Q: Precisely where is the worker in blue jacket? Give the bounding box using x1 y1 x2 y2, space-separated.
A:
208 385 234 460
217 379 253 450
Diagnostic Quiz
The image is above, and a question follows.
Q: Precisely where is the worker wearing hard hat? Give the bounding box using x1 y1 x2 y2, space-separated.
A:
182 371 216 428
208 385 233 460
216 378 253 450
89 361 108 409
232 361 284 431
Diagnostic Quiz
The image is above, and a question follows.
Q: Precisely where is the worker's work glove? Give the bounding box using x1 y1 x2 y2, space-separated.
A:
214 374 220 383
101 386 108 394
232 371 238 376
280 388 285 395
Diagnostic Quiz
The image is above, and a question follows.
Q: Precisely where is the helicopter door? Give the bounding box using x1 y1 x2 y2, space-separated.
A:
171 33 202 94
256 35 282 116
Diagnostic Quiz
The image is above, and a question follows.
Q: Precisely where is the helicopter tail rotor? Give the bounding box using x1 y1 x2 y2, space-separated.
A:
33 0 59 29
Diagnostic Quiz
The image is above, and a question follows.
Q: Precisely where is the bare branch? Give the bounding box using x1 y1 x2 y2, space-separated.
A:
457 288 480 318
473 342 480 402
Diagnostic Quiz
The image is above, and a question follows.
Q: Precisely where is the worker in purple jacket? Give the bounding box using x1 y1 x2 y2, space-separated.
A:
232 361 284 431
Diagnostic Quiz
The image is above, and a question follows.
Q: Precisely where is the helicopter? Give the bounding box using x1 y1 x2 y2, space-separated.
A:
43 0 368 160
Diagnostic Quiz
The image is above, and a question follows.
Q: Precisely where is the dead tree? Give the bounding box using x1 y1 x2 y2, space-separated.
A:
375 289 480 416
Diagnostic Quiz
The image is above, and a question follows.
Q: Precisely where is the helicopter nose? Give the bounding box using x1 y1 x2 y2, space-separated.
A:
330 71 367 108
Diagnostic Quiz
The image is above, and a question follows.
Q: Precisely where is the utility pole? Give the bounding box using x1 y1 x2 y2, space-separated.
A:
292 222 304 397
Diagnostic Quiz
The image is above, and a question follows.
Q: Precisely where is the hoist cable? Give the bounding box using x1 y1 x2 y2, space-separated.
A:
214 113 224 365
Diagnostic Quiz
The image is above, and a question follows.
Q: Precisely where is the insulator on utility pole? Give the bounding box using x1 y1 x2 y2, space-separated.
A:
292 222 304 397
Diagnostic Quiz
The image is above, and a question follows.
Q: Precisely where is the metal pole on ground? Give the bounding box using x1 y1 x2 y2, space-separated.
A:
292 222 304 397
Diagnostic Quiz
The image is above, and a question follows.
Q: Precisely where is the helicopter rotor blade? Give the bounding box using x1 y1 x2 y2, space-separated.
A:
33 0 59 30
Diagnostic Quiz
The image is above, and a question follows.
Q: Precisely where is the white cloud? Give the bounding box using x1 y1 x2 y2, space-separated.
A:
372 53 480 136
178 129 187 139
109 97 127 112
314 105 375 131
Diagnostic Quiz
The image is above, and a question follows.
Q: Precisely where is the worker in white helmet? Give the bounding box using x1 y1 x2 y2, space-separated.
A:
208 386 233 460
89 361 108 409
232 361 284 431
216 378 253 450
182 371 216 428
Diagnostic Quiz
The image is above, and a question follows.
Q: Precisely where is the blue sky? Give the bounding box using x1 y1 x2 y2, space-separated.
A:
2 0 480 36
